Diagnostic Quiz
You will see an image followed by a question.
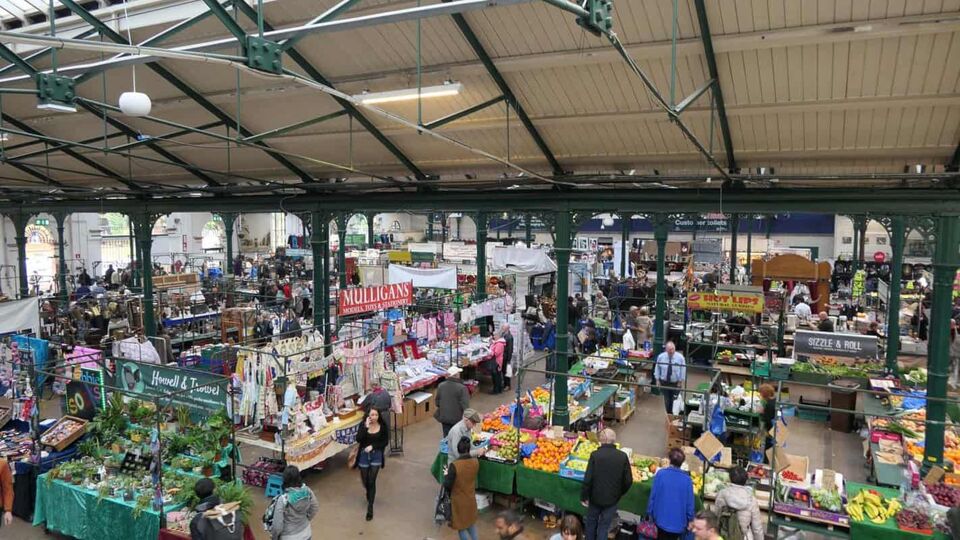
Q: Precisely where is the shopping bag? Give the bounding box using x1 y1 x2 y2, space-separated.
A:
637 519 658 539
672 394 684 416
433 485 452 525
709 406 726 437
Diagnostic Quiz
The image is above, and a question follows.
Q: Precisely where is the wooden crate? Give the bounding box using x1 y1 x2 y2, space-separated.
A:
39 415 88 451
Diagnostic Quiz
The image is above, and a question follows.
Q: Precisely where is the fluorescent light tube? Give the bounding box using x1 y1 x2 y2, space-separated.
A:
355 83 462 105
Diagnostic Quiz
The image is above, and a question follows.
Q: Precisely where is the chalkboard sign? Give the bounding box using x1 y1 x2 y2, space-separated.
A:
793 330 878 360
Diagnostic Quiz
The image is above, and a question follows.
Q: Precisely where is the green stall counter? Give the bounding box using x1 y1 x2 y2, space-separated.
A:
845 482 949 540
431 453 517 495
34 474 183 540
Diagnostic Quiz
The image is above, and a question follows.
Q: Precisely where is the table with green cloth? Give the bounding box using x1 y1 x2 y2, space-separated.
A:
430 452 516 494
515 466 702 516
845 481 949 540
34 474 183 540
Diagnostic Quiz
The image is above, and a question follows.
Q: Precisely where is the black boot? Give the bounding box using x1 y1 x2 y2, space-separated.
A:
365 502 373 521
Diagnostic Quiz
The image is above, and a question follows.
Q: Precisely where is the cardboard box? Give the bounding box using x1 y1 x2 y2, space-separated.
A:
666 436 685 451
666 414 691 438
766 448 809 482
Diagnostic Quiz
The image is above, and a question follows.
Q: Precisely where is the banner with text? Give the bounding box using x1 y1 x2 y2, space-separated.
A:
793 330 878 360
686 291 764 314
114 359 228 412
338 282 414 316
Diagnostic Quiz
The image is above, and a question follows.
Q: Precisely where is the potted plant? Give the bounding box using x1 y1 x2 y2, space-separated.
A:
176 406 192 433
200 451 216 477
215 481 254 524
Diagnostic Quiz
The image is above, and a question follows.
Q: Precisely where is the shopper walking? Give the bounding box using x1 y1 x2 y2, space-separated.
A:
269 466 319 540
281 309 301 337
549 515 585 540
654 341 686 414
434 366 470 437
714 466 764 540
580 428 632 540
354 408 389 521
647 448 695 540
444 437 480 540
445 409 486 460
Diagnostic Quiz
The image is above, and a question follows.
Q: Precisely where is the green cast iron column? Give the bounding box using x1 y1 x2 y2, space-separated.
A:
12 213 28 298
923 215 960 467
885 216 905 373
475 212 488 303
746 218 753 282
321 216 331 345
426 213 434 241
366 213 376 248
858 218 869 266
133 214 157 337
129 223 138 288
54 212 69 304
337 214 347 291
524 214 533 245
620 214 629 278
310 211 326 328
219 213 237 277
851 216 863 275
729 213 740 283
552 210 572 427
653 216 669 357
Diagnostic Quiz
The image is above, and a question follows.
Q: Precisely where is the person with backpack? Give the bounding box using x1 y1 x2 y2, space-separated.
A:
713 466 763 540
190 478 242 540
267 466 319 540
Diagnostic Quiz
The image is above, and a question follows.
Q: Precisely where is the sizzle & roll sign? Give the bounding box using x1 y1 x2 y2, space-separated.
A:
338 282 414 316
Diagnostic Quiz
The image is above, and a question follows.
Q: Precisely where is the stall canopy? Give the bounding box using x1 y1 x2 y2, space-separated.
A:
0 298 40 336
491 246 558 309
388 264 458 289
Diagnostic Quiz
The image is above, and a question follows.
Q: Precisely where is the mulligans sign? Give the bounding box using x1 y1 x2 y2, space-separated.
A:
793 330 879 360
338 282 414 316
115 359 228 412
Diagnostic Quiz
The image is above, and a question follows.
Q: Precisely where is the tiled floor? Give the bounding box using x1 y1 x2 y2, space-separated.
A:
7 354 865 539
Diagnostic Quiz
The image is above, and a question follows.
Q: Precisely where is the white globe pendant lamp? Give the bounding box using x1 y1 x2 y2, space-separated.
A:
602 216 615 228
119 91 151 117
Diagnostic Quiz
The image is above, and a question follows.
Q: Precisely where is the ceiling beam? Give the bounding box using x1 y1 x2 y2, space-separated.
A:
424 95 505 130
948 144 959 172
444 3 563 176
0 28 97 77
279 0 362 51
58 0 317 184
230 0 426 180
693 0 735 172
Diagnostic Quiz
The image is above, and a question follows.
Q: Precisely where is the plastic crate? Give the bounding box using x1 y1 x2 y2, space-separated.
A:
770 363 791 381
559 457 587 481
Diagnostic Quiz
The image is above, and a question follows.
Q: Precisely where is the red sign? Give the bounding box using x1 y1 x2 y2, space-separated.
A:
338 282 413 316
873 251 886 263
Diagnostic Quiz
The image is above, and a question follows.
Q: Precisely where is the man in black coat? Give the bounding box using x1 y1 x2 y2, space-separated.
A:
581 429 632 540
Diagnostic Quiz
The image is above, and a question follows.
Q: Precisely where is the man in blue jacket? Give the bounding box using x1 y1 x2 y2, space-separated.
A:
647 447 695 539
580 429 632 540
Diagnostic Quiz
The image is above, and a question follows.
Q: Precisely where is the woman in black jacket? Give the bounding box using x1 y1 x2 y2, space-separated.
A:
354 408 389 521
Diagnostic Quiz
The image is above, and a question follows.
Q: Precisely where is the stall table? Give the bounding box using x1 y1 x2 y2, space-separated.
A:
430 453 516 494
846 481 949 540
34 475 182 540
861 395 906 487
515 465 702 515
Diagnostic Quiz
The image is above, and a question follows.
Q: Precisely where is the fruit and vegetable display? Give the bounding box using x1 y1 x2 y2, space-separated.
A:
790 360 876 378
703 469 730 498
631 457 660 482
781 470 804 483
845 489 901 523
810 487 843 512
904 368 928 386
691 471 703 494
925 482 960 507
571 440 600 460
523 438 574 473
895 508 932 532
481 415 510 433
564 458 588 473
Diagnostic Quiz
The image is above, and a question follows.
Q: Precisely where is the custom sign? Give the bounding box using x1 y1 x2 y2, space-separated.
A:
337 282 413 316
66 367 106 420
686 291 764 314
673 216 730 232
114 359 228 412
793 330 879 360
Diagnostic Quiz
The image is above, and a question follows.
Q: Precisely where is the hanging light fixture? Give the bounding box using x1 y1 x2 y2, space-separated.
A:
602 216 615 228
118 0 151 117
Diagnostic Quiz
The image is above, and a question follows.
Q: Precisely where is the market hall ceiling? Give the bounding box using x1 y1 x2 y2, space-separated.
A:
0 0 955 201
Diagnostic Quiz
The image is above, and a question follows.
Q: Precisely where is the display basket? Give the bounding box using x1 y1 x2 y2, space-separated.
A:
39 415 88 451
559 456 587 481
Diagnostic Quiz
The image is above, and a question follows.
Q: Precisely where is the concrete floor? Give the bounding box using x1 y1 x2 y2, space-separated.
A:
6 354 866 539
